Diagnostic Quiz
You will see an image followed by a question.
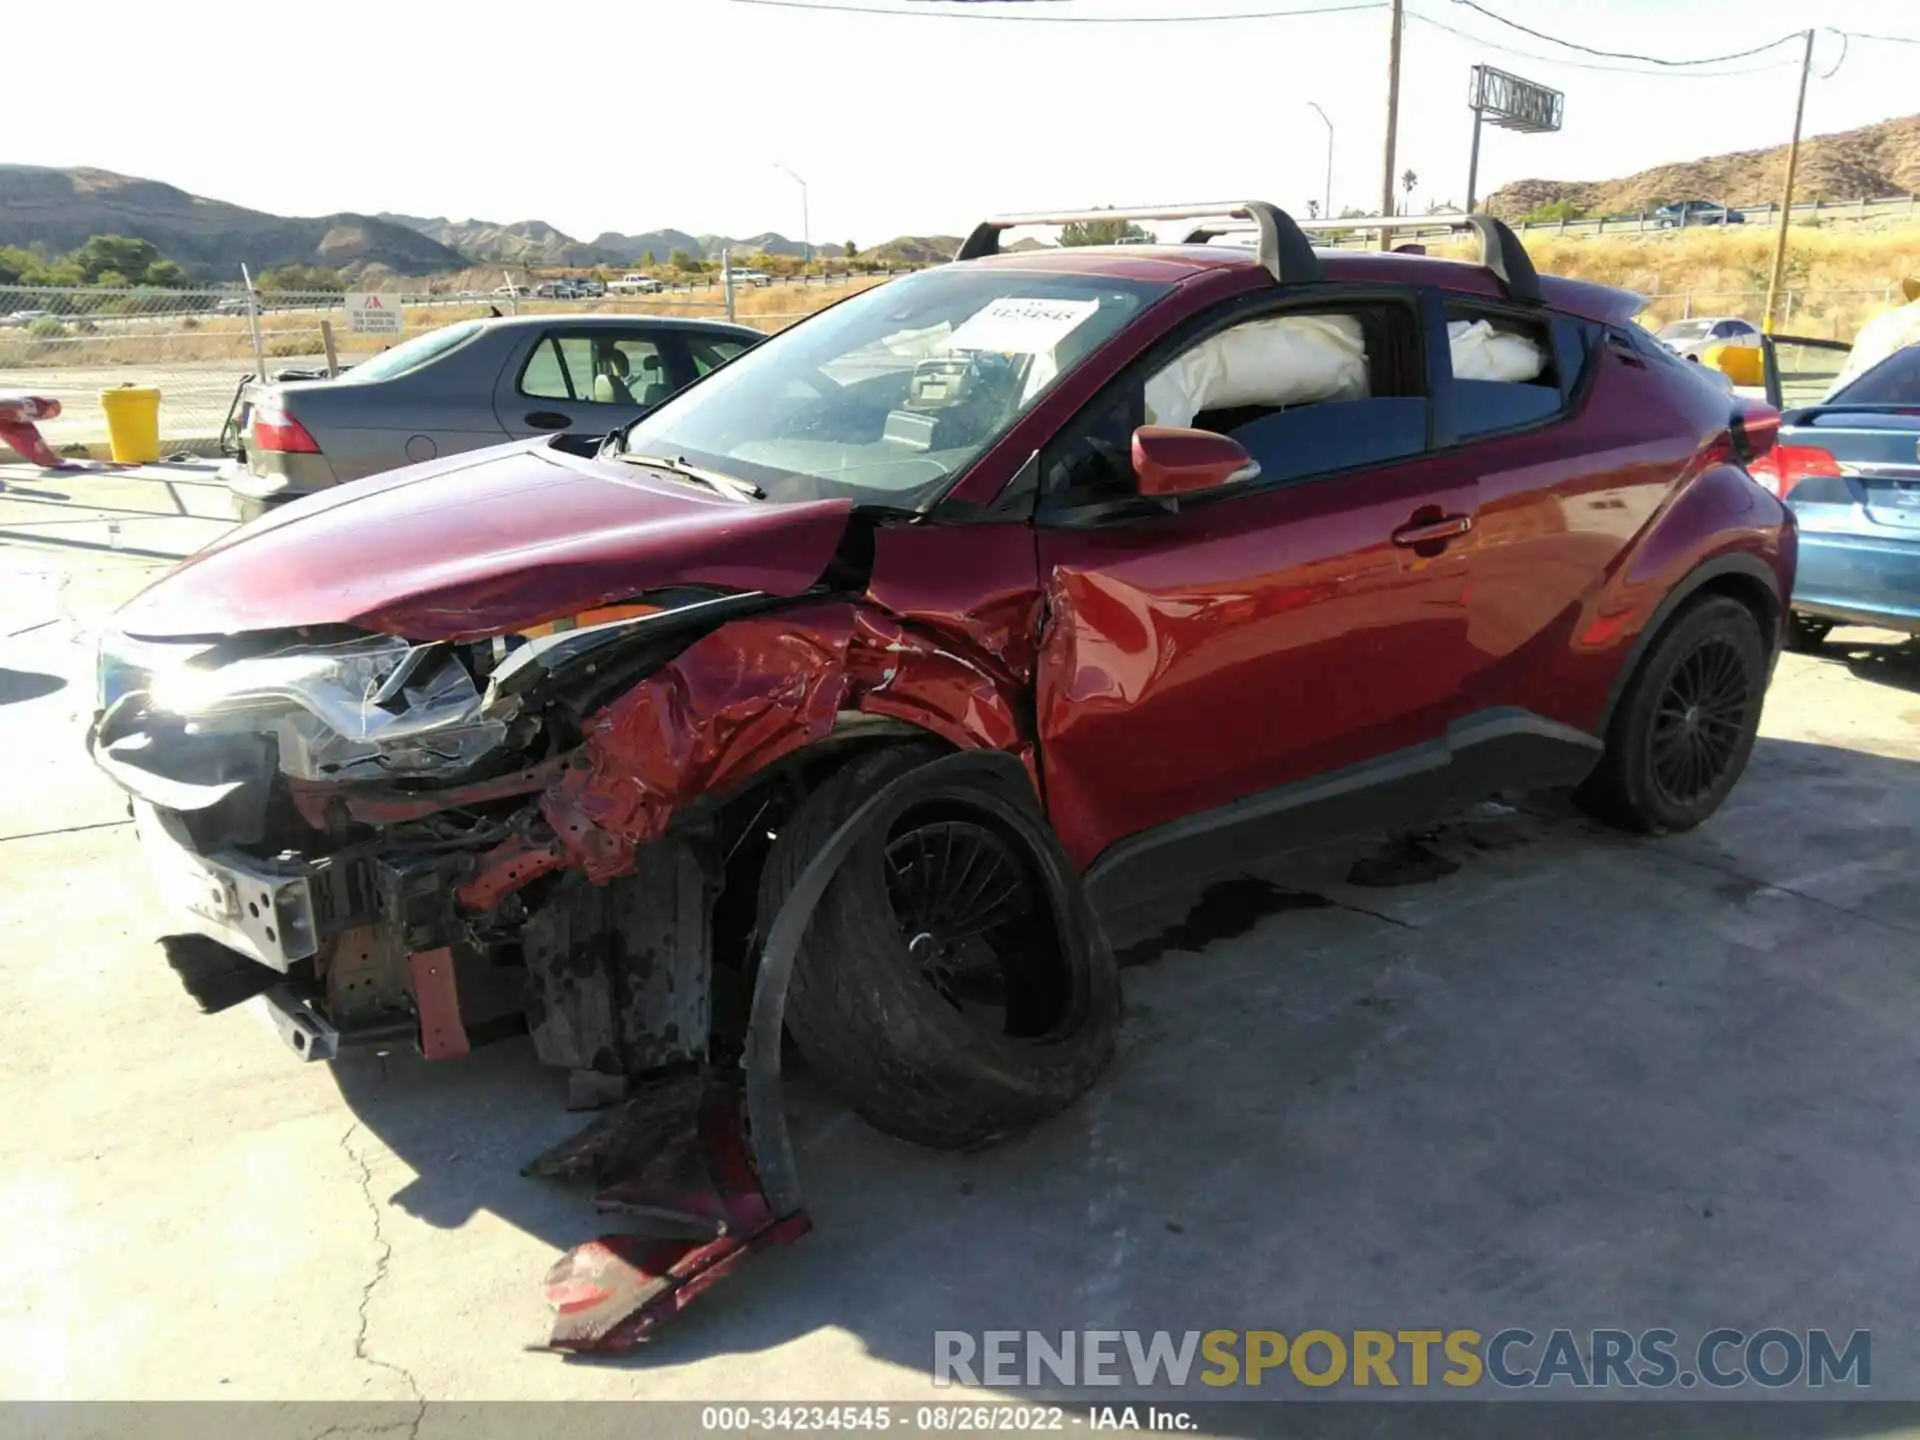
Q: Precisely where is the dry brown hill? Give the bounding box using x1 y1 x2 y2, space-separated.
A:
1488 112 1920 219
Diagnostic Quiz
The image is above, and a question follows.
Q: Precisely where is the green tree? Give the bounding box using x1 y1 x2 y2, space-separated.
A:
668 248 693 271
71 235 162 285
0 246 34 285
1058 215 1151 247
640 249 656 267
257 264 346 293
843 239 857 258
143 259 189 288
1518 199 1587 224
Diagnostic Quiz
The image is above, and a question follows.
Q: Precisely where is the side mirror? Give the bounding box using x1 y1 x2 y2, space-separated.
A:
1132 425 1260 498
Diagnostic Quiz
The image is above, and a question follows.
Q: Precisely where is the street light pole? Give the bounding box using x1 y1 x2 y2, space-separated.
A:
1378 0 1405 249
774 163 812 269
1307 102 1333 221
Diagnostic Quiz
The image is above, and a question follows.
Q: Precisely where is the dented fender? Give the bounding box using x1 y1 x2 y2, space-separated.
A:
456 599 1035 912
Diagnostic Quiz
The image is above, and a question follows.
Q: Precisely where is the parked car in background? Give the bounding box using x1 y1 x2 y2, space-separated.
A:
533 281 575 300
1753 333 1920 648
492 284 529 298
219 313 761 520
609 272 664 294
573 277 606 298
1654 200 1747 228
1657 316 1763 360
729 267 773 286
3 309 52 327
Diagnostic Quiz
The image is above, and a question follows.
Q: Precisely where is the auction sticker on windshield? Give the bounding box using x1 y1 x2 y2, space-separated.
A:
946 297 1099 357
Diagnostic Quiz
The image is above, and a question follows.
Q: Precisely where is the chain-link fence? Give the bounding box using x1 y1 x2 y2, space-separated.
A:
0 275 887 454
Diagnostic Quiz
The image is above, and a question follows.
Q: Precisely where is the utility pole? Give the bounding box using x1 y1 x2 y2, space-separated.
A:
1378 0 1404 249
1762 29 1816 334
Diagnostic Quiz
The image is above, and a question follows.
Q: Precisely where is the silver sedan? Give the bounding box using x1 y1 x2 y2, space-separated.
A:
221 313 762 520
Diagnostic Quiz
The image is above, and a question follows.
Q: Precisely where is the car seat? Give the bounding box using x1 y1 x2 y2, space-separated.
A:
634 353 671 408
592 350 635 405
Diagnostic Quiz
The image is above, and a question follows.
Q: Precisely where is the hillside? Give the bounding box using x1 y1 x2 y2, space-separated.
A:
377 213 616 267
0 165 467 278
1488 112 1920 219
379 215 814 267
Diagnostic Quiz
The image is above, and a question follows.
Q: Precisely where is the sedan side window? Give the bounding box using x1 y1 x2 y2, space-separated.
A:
521 333 668 405
689 337 751 376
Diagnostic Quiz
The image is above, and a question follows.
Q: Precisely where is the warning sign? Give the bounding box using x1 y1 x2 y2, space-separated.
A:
345 292 404 336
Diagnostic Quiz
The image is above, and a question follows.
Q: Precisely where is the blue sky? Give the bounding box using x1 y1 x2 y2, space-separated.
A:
15 0 1917 245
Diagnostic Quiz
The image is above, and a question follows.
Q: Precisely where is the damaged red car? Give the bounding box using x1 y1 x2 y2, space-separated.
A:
87 203 1794 1345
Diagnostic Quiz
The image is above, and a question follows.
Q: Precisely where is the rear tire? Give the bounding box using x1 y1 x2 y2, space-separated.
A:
759 747 1119 1151
1577 595 1768 834
1785 612 1833 652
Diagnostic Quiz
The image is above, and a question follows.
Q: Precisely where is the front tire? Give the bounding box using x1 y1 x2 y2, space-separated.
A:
760 747 1119 1151
1577 595 1768 834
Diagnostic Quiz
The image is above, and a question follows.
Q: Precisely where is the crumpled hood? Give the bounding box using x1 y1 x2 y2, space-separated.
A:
114 440 855 641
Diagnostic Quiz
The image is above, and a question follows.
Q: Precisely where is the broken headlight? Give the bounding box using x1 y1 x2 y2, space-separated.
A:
102 632 507 781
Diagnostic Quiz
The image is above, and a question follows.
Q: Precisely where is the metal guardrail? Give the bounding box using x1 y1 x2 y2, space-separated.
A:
1315 191 1920 248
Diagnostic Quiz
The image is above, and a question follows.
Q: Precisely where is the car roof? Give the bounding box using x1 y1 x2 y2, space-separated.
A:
468 313 759 334
957 243 1645 327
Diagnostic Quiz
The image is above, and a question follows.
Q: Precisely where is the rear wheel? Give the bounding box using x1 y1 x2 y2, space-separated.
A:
1577 595 1768 834
1785 612 1834 652
760 747 1119 1151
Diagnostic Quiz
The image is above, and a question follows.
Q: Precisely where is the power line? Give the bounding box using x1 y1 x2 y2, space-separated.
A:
731 0 1387 19
1405 10 1804 78
1840 29 1920 45
1445 0 1805 67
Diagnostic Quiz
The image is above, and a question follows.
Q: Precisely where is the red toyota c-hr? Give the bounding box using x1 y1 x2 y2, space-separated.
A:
89 203 1792 1342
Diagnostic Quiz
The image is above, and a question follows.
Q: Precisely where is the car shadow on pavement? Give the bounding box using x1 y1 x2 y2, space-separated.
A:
0 667 66 704
326 734 1920 1424
1827 633 1920 695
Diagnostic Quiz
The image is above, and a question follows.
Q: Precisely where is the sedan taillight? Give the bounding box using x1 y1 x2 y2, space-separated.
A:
1747 443 1841 499
251 401 321 454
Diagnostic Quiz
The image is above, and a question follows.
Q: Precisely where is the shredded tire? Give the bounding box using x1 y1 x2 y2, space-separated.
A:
759 746 1120 1151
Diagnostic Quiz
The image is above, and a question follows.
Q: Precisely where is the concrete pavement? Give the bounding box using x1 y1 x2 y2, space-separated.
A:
2 484 1919 1410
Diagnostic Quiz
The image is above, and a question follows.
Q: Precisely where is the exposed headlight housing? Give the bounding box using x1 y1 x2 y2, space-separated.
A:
100 631 506 781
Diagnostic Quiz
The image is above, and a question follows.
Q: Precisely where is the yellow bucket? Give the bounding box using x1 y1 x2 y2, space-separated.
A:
1702 344 1763 388
99 384 162 464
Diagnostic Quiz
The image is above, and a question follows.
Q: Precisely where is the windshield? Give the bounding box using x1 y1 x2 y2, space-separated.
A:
1831 345 1920 407
1659 320 1714 342
346 321 484 383
611 267 1170 509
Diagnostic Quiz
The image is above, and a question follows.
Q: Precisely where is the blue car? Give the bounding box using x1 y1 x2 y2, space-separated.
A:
1755 335 1920 648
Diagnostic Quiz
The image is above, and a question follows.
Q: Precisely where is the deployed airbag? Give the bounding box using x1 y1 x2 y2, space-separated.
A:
1145 314 1368 428
1448 319 1547 383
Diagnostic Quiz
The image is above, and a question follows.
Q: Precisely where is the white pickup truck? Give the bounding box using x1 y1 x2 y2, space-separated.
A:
607 272 664 294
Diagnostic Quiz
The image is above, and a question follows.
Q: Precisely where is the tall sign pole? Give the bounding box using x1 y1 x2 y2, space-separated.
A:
1379 0 1404 247
1762 30 1817 334
1464 66 1566 215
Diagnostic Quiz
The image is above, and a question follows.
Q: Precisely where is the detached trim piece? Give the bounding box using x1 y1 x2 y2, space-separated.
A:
957 201 1321 286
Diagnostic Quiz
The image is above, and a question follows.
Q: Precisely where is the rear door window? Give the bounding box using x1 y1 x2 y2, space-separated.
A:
1444 304 1564 440
519 331 677 406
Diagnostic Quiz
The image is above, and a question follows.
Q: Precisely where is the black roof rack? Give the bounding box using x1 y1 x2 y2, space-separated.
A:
955 202 1320 286
1187 211 1540 304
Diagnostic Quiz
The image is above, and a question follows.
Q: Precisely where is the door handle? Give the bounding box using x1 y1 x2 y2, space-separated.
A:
524 410 571 430
1391 513 1474 547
